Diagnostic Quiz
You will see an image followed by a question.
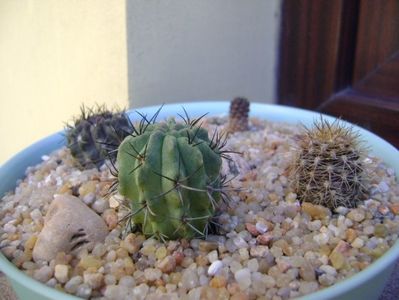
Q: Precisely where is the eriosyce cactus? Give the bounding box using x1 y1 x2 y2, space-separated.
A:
66 105 132 169
228 97 250 133
115 108 232 240
291 117 367 210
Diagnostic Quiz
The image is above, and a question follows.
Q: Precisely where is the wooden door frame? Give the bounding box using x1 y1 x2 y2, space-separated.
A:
278 0 399 148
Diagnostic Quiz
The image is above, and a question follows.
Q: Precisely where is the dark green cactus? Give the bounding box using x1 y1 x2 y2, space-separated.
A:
66 105 132 169
116 109 230 240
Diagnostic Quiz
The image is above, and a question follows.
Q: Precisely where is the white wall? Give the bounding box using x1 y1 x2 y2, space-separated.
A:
127 0 281 107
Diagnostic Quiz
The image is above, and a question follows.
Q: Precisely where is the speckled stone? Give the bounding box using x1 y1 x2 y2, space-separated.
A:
32 194 108 262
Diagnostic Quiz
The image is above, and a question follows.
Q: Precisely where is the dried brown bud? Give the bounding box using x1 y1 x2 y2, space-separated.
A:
228 97 250 133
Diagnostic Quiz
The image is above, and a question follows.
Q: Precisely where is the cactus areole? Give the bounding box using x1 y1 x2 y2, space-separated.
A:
117 113 227 240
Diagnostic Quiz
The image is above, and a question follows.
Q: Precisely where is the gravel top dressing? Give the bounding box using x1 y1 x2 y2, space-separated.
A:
1 117 398 300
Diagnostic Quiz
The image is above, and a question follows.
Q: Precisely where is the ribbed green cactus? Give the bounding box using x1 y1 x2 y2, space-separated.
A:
66 105 132 169
116 110 229 240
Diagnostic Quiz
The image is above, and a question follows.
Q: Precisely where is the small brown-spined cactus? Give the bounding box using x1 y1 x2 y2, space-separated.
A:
228 97 250 133
291 117 367 210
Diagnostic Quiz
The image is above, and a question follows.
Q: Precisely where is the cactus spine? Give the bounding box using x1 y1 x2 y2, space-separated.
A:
291 117 367 209
116 109 230 240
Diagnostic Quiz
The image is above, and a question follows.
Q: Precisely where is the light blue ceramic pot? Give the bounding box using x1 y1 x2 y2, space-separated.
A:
0 102 398 300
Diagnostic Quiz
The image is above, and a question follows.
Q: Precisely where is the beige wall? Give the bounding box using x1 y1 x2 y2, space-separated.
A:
0 0 129 164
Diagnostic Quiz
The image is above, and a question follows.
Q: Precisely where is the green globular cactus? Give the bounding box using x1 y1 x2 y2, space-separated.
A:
291 117 367 210
116 109 230 240
66 105 132 169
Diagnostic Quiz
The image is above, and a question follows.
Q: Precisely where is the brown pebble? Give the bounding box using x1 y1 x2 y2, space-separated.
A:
245 223 259 236
329 251 345 270
180 239 190 248
329 241 350 270
201 286 230 300
268 193 279 203
256 233 273 245
78 181 97 197
345 228 357 243
58 183 72 194
116 248 129 259
123 257 136 274
273 239 293 256
196 255 209 267
103 209 118 230
157 256 176 273
24 235 37 251
78 255 102 270
227 282 242 295
333 240 350 254
302 202 331 220
378 205 390 215
199 241 219 252
389 204 399 215
209 275 227 288
154 278 165 287
172 251 184 265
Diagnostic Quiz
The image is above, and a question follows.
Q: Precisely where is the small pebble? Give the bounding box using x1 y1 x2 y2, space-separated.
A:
319 265 337 276
364 225 374 235
255 222 268 234
119 275 136 287
299 281 319 294
209 275 227 288
3 223 16 234
378 181 390 193
208 260 223 276
318 273 336 286
108 196 120 208
257 233 273 245
234 268 252 290
83 272 103 289
76 283 92 299
64 276 83 293
246 223 259 236
33 265 53 283
239 248 250 260
199 241 219 252
157 255 176 273
347 209 366 222
247 258 259 272
92 198 109 213
144 268 162 281
250 245 269 257
302 203 330 220
181 269 199 289
54 264 69 283
233 236 248 248
207 250 218 263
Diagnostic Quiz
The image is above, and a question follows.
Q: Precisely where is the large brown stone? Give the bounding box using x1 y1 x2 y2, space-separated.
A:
32 194 108 262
